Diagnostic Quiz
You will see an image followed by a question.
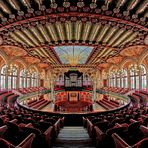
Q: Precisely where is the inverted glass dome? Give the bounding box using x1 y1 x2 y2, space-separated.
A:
54 46 93 65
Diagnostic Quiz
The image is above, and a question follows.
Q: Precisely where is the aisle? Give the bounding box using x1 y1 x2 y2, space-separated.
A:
53 126 95 148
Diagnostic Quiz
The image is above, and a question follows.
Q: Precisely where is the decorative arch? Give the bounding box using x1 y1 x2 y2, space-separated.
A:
120 57 135 69
138 49 148 65
27 64 39 74
0 48 9 66
9 57 27 69
108 64 118 73
140 64 147 89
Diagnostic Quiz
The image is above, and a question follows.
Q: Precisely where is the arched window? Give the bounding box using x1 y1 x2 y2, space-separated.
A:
141 65 147 89
27 71 31 87
7 66 18 89
32 72 38 87
121 69 128 88
0 65 7 89
130 69 135 89
135 71 139 89
130 68 139 89
110 72 116 87
20 69 26 88
116 71 120 88
12 69 17 89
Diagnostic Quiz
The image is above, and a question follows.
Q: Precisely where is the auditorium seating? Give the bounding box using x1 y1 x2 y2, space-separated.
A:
0 88 147 147
0 105 64 148
128 90 148 107
96 96 120 110
101 87 131 94
0 92 19 107
83 105 148 148
17 87 47 94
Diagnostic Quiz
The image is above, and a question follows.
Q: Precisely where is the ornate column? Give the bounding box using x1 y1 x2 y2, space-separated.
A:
50 79 55 102
139 69 142 90
25 71 28 87
17 69 20 89
146 68 148 90
127 69 131 88
5 66 9 90
93 80 97 102
119 70 122 88
30 73 32 87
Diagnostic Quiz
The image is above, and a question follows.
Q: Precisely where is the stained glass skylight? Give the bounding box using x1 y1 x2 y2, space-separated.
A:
54 46 93 66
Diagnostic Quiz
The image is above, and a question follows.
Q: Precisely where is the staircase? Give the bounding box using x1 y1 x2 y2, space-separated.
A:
53 126 95 148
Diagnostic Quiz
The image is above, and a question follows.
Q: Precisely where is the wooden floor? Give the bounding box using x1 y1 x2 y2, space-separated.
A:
52 126 95 148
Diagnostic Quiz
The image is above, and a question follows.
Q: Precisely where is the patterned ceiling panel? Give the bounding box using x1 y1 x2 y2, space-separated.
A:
0 0 147 69
120 45 146 57
7 22 139 66
9 23 139 49
24 56 40 64
106 56 123 64
38 63 49 68
0 46 27 56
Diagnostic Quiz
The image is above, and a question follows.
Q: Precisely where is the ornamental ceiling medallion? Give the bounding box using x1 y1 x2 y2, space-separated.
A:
1 46 27 56
120 45 147 57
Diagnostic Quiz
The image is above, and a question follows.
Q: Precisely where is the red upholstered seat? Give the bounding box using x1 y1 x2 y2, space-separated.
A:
112 133 148 148
0 138 11 148
16 133 35 148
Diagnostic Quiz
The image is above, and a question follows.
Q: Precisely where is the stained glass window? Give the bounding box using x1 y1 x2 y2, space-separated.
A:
0 65 6 90
20 69 26 88
141 65 147 89
54 46 93 65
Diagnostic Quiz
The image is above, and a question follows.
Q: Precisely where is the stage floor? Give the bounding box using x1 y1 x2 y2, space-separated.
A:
41 102 106 112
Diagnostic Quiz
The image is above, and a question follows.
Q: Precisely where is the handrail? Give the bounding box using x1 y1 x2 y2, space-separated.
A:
96 89 130 103
17 89 131 116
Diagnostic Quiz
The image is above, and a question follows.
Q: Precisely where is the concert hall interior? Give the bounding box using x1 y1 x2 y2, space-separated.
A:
0 0 148 148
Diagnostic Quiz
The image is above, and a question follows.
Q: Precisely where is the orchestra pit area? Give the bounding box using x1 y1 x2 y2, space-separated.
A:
0 0 148 148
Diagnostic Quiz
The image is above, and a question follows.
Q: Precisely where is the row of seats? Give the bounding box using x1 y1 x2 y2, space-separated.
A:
128 90 148 107
96 96 120 110
17 87 47 94
0 104 64 148
83 106 148 148
96 98 119 110
0 91 19 107
26 98 51 110
101 87 131 94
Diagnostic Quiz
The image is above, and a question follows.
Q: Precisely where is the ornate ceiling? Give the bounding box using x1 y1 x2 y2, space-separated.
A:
0 0 147 70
